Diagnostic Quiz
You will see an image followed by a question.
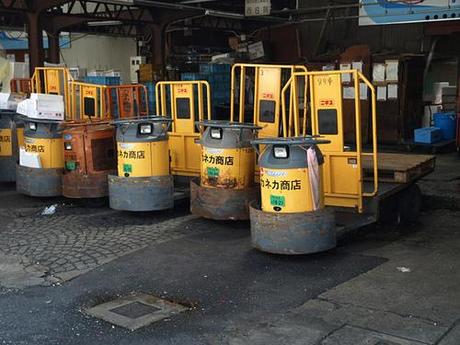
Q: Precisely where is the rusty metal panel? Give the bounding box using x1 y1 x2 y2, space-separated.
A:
90 135 116 172
190 178 259 221
108 174 174 212
106 85 149 118
10 78 32 95
249 202 336 255
62 122 116 198
16 165 62 197
62 172 109 199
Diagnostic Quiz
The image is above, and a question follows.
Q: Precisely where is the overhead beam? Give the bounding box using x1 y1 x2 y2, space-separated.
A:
46 7 153 24
34 0 72 12
0 0 30 12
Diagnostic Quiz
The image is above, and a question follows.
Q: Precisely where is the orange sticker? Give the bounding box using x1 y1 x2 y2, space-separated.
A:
84 88 95 97
177 88 189 95
262 92 274 99
320 99 334 107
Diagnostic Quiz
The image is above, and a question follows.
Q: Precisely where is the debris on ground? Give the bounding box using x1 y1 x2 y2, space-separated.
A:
41 204 58 216
396 266 411 273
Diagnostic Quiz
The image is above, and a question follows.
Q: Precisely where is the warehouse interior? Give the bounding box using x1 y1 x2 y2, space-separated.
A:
0 1 459 344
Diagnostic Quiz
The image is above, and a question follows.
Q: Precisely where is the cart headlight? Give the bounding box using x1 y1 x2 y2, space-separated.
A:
64 142 72 151
29 122 37 131
210 128 222 140
273 145 289 159
139 123 152 134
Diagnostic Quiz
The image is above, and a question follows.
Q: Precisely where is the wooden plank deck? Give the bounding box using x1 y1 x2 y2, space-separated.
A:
362 153 436 183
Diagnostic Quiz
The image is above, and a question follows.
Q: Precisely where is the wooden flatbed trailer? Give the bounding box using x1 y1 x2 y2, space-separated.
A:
337 153 436 238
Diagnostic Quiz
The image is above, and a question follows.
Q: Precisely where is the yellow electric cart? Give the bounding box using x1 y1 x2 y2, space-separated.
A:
190 121 261 220
16 67 73 196
250 136 334 254
189 63 310 220
108 116 174 211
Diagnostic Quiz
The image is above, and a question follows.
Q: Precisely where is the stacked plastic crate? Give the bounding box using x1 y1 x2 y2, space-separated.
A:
144 82 156 115
181 64 231 115
82 76 121 86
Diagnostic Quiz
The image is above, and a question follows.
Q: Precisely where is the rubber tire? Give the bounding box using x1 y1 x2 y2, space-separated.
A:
398 184 422 226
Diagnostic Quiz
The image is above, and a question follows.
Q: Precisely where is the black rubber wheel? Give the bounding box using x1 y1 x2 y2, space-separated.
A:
379 195 400 225
398 184 422 226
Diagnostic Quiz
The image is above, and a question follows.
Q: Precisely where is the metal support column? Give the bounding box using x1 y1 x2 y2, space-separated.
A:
150 24 166 77
26 12 44 75
47 31 60 64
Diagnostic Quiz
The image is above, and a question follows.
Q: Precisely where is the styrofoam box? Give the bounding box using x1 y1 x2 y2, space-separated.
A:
0 93 10 110
104 70 121 77
441 86 457 96
373 63 385 82
17 93 65 121
69 67 87 79
87 70 105 77
432 82 450 104
0 93 27 111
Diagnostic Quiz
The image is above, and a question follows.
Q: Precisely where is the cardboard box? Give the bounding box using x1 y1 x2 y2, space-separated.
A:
228 36 239 51
17 93 65 121
248 41 266 61
139 64 155 83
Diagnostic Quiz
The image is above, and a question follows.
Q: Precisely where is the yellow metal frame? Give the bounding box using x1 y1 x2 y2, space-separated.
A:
155 81 211 176
281 69 378 213
230 63 308 138
31 67 74 118
69 81 109 122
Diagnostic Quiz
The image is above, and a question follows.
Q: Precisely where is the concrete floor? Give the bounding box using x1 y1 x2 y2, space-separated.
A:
0 153 459 344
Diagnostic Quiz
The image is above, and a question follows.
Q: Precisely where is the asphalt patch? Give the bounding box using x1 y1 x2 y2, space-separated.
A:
0 218 387 345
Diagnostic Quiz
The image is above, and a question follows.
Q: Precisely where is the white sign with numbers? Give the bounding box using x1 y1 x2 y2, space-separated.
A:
245 0 271 16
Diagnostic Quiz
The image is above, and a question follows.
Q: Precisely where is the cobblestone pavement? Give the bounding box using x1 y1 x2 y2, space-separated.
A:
0 200 205 285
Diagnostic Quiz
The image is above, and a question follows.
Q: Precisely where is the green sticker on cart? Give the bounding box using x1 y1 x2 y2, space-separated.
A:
270 195 285 207
207 167 219 177
123 164 132 173
65 161 76 171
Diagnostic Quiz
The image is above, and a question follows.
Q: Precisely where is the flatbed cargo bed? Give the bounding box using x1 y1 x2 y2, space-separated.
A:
337 153 436 237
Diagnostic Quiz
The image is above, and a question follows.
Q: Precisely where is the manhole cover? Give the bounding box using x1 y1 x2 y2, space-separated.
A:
85 293 188 330
110 301 161 319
